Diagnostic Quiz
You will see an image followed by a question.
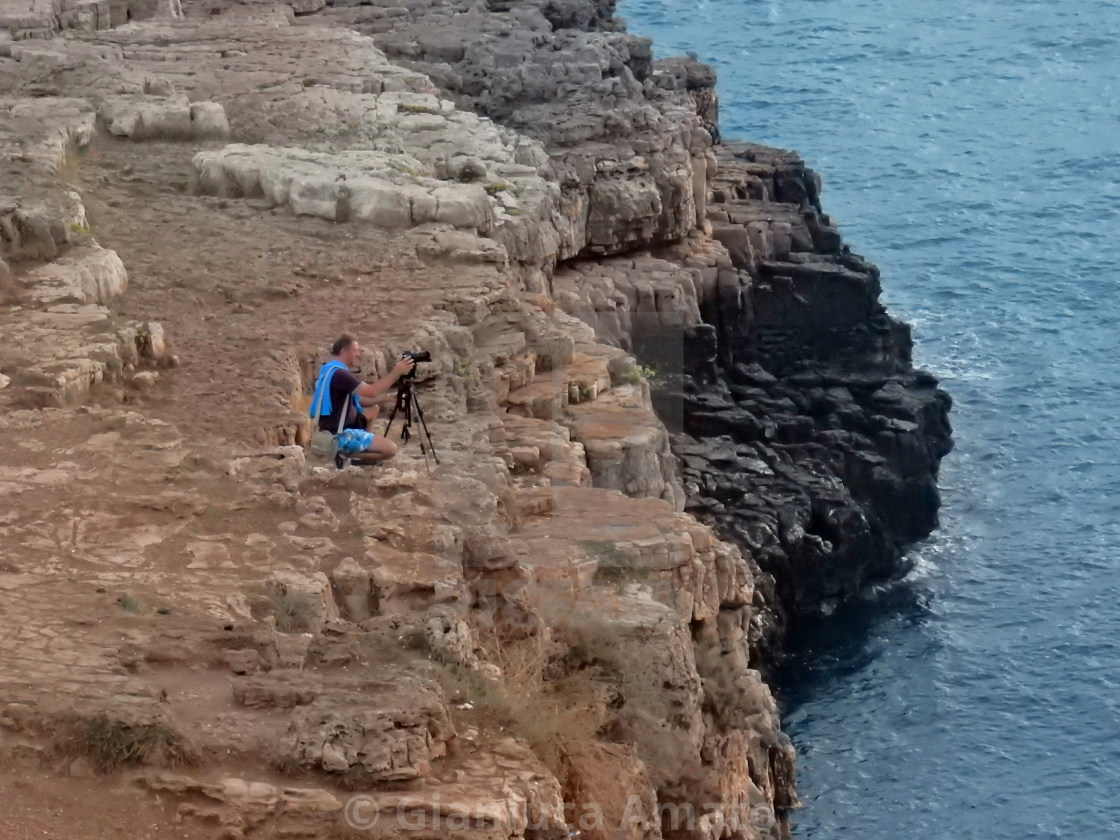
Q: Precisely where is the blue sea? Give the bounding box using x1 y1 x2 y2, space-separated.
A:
618 0 1120 836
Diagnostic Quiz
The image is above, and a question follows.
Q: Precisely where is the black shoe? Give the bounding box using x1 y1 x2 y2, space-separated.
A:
334 452 346 470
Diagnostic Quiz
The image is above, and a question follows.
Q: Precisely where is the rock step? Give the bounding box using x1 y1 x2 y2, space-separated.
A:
491 351 537 404
0 190 90 264
343 489 471 620
503 351 611 420
502 376 561 421
510 486 736 624
566 382 680 503
1 98 176 409
0 0 181 36
138 733 567 839
498 414 591 489
19 245 127 306
553 254 705 351
493 335 681 505
0 306 171 408
99 96 230 141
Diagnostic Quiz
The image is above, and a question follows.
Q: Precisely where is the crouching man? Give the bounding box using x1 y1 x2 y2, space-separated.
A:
311 333 415 466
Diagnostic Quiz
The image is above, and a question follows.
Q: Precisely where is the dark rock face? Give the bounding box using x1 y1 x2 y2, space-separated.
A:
655 144 953 653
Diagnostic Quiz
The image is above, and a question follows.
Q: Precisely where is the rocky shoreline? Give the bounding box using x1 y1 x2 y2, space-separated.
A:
0 0 950 837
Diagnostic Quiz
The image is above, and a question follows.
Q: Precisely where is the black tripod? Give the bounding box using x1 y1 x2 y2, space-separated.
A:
383 376 439 474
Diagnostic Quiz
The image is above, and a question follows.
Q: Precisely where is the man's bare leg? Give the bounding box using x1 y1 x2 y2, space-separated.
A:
349 436 398 464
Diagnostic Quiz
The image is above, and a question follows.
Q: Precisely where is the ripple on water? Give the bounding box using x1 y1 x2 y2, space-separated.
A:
621 0 1120 837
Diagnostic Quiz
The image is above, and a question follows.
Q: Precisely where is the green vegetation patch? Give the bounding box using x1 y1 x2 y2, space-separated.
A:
619 363 660 387
583 540 650 582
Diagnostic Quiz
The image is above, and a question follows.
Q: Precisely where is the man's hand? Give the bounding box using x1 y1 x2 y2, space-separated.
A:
392 356 416 378
357 356 416 401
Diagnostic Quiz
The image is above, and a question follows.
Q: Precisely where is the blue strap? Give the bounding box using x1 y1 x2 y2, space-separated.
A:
310 360 364 419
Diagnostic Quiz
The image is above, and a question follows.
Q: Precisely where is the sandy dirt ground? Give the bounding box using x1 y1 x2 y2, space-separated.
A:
0 767 216 840
76 134 493 444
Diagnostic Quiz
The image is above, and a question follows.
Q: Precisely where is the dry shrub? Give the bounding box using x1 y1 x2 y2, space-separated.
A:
522 293 557 315
561 740 658 840
441 631 610 777
559 619 702 792
443 620 684 825
246 585 319 633
72 712 198 772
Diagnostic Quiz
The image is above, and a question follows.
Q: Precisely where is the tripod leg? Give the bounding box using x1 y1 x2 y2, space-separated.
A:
383 403 398 438
410 394 440 465
401 388 413 444
383 384 407 439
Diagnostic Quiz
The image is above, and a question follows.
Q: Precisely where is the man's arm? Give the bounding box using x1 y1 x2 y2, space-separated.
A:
355 357 415 400
357 393 393 407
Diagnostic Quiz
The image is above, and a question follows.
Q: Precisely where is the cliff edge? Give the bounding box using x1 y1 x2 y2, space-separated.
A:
0 0 951 838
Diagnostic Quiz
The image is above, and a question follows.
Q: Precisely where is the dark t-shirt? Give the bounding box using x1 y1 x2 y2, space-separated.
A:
318 367 363 432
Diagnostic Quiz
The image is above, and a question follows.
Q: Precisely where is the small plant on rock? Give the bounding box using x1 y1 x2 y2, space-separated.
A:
268 751 305 778
484 181 509 195
452 358 474 380
387 160 422 177
619 363 659 387
268 590 319 633
135 326 152 358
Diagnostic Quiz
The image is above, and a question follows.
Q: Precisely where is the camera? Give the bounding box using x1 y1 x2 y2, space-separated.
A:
401 349 431 379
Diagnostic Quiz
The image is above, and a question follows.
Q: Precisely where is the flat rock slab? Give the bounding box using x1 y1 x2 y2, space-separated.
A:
99 96 230 141
20 244 127 305
512 484 748 622
194 144 495 233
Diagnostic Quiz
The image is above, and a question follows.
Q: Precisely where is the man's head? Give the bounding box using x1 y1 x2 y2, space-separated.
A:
331 333 362 366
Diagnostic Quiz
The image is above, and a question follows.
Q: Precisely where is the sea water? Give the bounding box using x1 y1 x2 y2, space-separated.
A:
617 0 1120 836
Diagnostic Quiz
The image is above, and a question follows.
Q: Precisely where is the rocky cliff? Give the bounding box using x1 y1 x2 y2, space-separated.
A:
0 0 950 837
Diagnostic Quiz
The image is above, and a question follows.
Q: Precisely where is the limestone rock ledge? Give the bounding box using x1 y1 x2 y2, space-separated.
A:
1 98 175 408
